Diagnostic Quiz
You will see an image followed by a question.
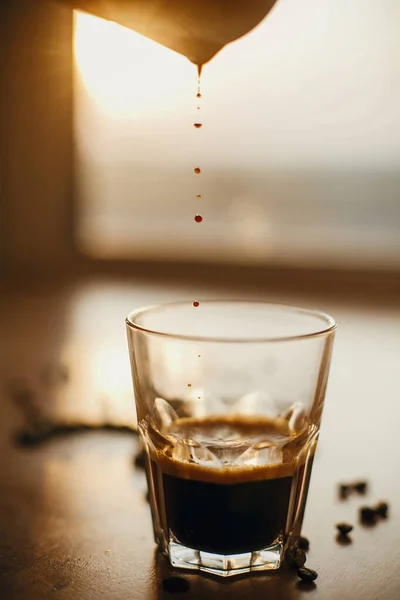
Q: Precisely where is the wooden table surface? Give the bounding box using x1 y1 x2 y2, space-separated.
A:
0 276 399 599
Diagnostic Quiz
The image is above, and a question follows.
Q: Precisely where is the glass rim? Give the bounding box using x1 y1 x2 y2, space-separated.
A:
126 300 336 343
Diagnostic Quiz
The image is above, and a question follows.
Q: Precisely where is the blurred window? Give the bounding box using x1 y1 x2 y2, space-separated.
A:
74 0 400 269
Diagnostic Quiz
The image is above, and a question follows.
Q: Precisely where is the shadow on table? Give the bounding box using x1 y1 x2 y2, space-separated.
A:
152 550 309 600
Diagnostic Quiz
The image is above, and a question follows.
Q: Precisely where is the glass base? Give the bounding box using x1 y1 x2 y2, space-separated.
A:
168 541 283 578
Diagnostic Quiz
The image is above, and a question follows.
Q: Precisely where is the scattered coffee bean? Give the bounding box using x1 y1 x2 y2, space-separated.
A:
134 450 146 469
294 548 307 568
336 533 352 546
339 484 350 499
339 480 369 499
298 536 310 551
9 378 139 448
360 506 376 523
354 481 368 495
286 545 306 569
162 577 190 593
374 501 389 518
297 567 318 583
336 522 353 535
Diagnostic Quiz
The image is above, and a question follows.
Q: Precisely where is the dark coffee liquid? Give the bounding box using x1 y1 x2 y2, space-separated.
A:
149 416 311 556
162 468 294 555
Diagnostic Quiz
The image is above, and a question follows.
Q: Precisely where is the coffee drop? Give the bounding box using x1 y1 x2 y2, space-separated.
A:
197 65 202 98
193 301 200 307
194 214 203 223
194 123 202 129
196 194 201 198
194 167 201 174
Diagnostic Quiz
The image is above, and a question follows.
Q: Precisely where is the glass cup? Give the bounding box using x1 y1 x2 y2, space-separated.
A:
126 301 336 577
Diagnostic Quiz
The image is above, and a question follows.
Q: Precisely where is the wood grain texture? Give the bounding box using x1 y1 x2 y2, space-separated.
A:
0 277 399 599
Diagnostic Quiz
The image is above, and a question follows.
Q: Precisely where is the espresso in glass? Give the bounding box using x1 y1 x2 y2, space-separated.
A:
127 301 335 576
145 414 315 566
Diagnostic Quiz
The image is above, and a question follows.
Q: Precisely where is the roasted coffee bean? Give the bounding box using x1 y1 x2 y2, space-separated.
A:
353 481 368 494
360 506 376 523
134 450 146 469
339 484 350 499
286 545 306 569
285 546 297 568
162 577 190 593
336 533 352 546
336 522 353 535
298 567 318 583
298 536 310 551
374 501 389 517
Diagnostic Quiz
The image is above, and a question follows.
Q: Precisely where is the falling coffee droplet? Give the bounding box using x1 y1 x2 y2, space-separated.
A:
193 68 203 310
187 383 192 388
196 64 202 99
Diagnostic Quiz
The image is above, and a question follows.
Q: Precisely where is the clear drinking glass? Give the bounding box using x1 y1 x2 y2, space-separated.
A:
126 301 336 577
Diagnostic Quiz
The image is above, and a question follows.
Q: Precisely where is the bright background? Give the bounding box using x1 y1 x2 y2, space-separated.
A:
74 0 400 268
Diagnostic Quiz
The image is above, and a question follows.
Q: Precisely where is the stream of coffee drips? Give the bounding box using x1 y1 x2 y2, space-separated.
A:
192 64 202 308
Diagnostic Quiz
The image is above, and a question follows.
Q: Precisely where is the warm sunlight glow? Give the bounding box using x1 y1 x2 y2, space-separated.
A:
74 1 400 166
74 2 400 267
74 11 193 118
